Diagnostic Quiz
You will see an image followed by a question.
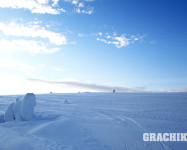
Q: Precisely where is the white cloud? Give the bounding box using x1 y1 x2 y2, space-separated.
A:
106 35 111 39
78 33 85 37
31 5 59 14
96 32 143 48
75 7 81 13
0 58 35 71
27 20 42 25
72 0 78 5
52 0 59 7
37 0 49 5
58 8 66 13
98 32 103 36
64 0 94 14
0 39 59 54
0 0 63 14
0 0 94 15
82 8 93 14
96 37 107 43
78 2 84 7
52 67 65 71
114 36 130 48
0 21 67 45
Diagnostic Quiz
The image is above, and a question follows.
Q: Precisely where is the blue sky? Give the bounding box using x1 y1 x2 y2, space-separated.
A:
0 0 187 94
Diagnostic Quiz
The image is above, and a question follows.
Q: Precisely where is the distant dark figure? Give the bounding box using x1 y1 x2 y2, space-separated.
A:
64 99 70 104
113 90 115 93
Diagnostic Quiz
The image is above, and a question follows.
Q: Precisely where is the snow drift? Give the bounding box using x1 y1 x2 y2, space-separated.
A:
4 93 36 122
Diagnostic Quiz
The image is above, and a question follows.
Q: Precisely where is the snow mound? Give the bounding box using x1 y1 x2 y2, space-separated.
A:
4 93 36 122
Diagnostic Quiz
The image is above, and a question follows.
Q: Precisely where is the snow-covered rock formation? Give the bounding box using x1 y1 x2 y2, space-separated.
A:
4 93 36 122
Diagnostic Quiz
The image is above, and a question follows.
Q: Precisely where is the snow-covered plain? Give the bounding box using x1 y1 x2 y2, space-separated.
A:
0 93 187 150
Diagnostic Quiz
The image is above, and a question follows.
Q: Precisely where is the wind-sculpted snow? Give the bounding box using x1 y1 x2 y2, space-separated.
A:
0 93 187 150
4 93 36 122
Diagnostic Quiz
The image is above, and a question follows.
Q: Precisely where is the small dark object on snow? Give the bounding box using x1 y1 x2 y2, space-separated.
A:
64 99 70 104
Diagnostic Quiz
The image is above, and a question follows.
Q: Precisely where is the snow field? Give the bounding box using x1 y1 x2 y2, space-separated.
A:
0 93 187 150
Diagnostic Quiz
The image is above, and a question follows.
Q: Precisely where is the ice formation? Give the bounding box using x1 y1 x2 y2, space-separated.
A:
4 93 36 122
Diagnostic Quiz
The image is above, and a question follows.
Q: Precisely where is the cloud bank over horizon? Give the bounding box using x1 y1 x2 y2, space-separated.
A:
28 78 148 93
0 73 186 95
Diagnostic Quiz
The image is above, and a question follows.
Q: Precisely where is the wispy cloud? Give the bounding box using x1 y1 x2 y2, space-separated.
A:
96 32 143 48
78 33 86 37
64 0 94 14
150 40 156 44
0 58 35 71
52 67 65 71
52 0 60 7
160 88 187 92
0 21 67 46
0 39 59 54
0 0 64 14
